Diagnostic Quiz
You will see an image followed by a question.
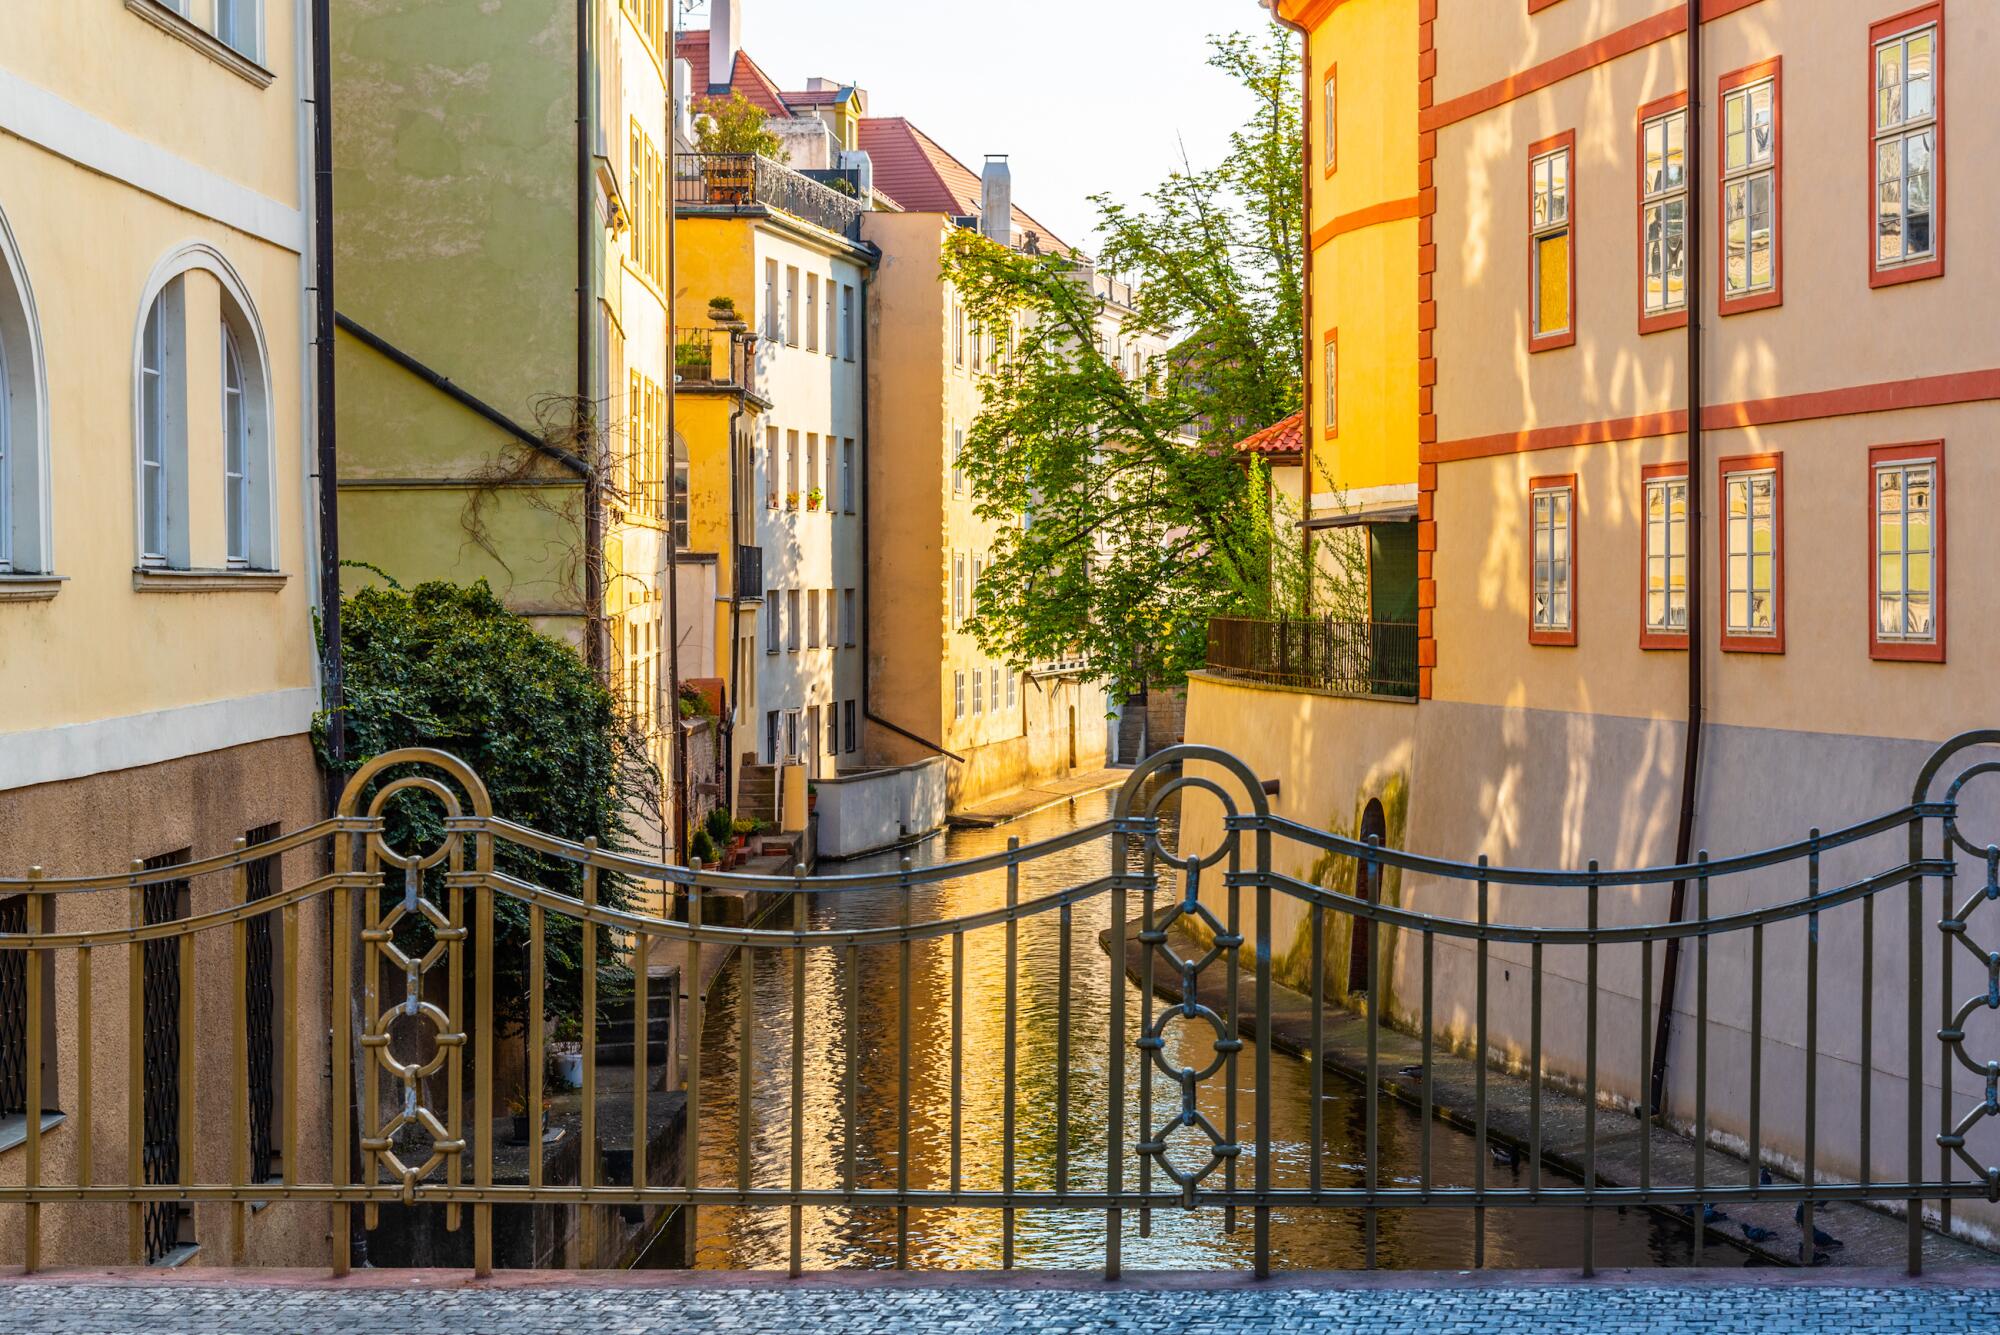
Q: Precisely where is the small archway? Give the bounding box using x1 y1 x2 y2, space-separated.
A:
1348 798 1388 995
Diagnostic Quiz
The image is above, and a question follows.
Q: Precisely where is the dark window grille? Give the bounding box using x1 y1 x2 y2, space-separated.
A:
141 851 189 1264
244 825 281 1183
0 895 26 1118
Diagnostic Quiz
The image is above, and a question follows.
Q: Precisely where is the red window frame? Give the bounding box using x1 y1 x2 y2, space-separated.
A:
1528 0 1566 12
1527 129 1577 353
1322 328 1339 439
1527 473 1578 647
1717 451 1785 654
1717 57 1784 317
1636 92 1690 336
1323 65 1337 178
1639 461 1690 650
1869 4 1945 288
1867 440 1945 662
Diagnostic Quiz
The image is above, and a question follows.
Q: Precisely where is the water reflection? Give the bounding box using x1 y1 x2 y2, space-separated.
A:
689 784 1740 1270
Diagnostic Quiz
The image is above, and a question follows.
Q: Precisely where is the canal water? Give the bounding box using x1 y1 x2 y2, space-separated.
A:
685 782 1747 1271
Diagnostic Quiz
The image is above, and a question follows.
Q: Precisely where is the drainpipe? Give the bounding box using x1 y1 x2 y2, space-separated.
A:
1268 1 1314 613
1650 0 1706 1117
311 0 345 783
858 271 964 765
579 0 606 681
723 374 746 825
663 0 688 862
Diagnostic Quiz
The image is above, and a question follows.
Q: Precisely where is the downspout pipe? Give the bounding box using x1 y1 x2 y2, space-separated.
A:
664 0 688 862
579 0 606 680
311 0 345 781
857 271 965 765
1268 1 1314 614
1650 0 1706 1116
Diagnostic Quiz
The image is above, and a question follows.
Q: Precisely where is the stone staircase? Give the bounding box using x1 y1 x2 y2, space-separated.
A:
738 760 779 826
592 976 675 1068
1117 703 1147 764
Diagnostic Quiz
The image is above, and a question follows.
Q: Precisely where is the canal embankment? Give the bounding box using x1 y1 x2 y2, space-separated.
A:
1104 913 1992 1272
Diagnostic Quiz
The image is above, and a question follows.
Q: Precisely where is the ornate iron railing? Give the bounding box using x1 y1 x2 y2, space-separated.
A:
673 152 866 241
1207 616 1420 697
2 737 1999 1278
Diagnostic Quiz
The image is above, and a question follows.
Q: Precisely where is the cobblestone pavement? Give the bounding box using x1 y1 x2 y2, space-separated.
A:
5 1273 2000 1333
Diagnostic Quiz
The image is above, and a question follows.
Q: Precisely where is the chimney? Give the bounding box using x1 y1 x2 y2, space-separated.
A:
709 0 741 93
980 155 1012 247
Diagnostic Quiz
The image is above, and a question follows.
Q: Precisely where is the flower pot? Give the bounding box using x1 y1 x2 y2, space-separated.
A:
551 1044 583 1090
510 1114 531 1146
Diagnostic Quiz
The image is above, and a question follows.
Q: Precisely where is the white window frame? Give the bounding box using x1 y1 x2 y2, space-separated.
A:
805 273 820 353
138 278 185 568
1005 668 1016 709
952 552 965 624
842 438 855 514
766 595 780 655
1530 483 1573 636
1530 146 1572 339
766 425 781 507
842 588 856 647
841 285 856 361
807 589 821 648
1641 107 1689 318
1874 23 1938 271
785 266 800 347
1643 474 1689 636
988 665 1000 714
971 667 984 716
764 259 781 341
1724 466 1779 639
222 320 249 565
212 0 263 64
787 589 802 651
1874 456 1937 645
953 670 966 721
1722 77 1778 300
1 203 54 578
951 427 966 498
825 275 838 357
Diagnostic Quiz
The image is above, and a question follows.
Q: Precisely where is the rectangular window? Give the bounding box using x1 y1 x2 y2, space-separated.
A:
767 710 780 763
765 259 781 340
1529 131 1576 351
1720 453 1784 652
766 594 780 654
842 439 856 514
951 427 967 498
1005 668 1017 709
971 321 984 372
1638 96 1689 331
972 667 984 715
1641 464 1689 648
826 703 838 756
826 277 839 357
1872 10 1942 285
785 266 800 346
1870 442 1943 661
1322 331 1338 437
806 434 818 508
952 303 965 367
786 709 801 761
806 275 820 353
766 426 781 508
214 0 260 59
954 670 966 720
843 588 856 647
842 285 856 361
825 434 836 503
787 589 802 651
844 700 857 752
1323 67 1336 174
970 554 981 617
952 552 966 624
807 590 821 648
1528 475 1577 645
1720 61 1782 313
989 665 1001 714
786 430 799 504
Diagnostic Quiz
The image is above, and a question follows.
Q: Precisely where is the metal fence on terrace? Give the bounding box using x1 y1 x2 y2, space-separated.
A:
1207 616 1420 697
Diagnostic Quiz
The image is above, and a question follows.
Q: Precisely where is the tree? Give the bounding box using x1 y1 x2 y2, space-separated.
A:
316 578 649 1035
694 92 787 161
941 30 1354 699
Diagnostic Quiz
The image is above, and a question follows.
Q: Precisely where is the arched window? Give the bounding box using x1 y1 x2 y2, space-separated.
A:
0 206 48 577
135 247 274 572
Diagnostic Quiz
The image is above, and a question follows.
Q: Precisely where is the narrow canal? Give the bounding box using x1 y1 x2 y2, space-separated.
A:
684 782 1747 1271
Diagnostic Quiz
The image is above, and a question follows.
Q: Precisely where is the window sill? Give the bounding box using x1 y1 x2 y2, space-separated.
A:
0 574 64 603
0 1111 66 1155
133 568 290 593
126 0 275 88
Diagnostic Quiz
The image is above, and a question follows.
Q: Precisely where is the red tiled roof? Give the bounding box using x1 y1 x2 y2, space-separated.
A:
1233 411 1305 459
674 32 793 117
856 117 1071 254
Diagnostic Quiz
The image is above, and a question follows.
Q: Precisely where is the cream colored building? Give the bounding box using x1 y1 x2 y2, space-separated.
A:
0 0 331 1266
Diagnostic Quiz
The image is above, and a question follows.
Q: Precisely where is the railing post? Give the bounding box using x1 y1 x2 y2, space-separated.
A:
1253 813 1273 1279
1906 802 1926 1274
1107 810 1127 1279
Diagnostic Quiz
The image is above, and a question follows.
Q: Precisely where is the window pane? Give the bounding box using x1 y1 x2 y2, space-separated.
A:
1664 112 1685 189
1877 42 1903 129
1725 91 1747 171
1906 31 1934 120
1749 84 1774 166
1878 142 1905 263
1724 184 1748 294
1748 175 1773 290
1536 232 1569 335
1906 130 1933 255
1664 199 1686 307
1908 588 1933 638
1644 123 1664 194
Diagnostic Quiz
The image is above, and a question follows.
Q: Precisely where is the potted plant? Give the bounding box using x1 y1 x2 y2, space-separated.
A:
730 816 758 851
806 487 824 512
549 1013 584 1089
707 295 738 321
690 829 717 867
786 491 800 511
807 781 819 813
507 1090 541 1146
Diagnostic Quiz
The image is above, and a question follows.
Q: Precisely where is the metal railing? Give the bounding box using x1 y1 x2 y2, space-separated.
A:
3 737 2000 1278
1207 616 1419 697
673 153 866 241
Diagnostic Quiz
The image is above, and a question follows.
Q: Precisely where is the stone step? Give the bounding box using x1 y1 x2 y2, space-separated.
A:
590 1038 671 1067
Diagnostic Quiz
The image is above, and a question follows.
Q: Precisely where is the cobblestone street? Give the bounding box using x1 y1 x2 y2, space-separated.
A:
4 1272 2000 1333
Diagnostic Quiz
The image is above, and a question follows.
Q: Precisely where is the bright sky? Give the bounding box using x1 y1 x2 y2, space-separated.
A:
683 0 1283 255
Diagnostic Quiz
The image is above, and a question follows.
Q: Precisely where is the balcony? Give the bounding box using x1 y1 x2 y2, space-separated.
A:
1206 616 1419 699
674 153 866 242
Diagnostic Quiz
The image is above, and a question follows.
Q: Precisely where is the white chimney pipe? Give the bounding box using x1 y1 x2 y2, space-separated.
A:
981 155 1012 247
710 0 741 92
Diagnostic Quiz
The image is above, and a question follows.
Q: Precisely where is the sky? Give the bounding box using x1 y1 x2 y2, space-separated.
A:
682 0 1281 254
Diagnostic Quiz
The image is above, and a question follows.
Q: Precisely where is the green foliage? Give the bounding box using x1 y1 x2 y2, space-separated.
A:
694 92 787 160
690 830 717 865
939 30 1336 697
315 579 649 1034
704 806 734 845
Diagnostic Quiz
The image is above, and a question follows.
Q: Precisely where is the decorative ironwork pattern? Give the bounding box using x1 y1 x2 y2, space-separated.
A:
140 853 187 1265
1927 744 2000 1200
244 825 280 1184
0 895 24 1117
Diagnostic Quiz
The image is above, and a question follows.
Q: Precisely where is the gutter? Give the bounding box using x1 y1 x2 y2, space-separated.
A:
856 270 965 766
663 0 687 860
1651 0 1707 1116
310 0 345 778
578 0 605 680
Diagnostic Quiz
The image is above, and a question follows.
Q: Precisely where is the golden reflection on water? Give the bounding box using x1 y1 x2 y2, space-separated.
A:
686 784 1737 1271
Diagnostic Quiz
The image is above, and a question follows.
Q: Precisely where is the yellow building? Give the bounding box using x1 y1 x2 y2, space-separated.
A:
0 0 331 1266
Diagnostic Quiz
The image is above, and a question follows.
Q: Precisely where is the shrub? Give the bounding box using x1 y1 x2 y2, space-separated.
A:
704 806 734 845
689 830 717 866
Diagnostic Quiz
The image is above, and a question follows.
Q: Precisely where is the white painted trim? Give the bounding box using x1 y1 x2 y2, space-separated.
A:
125 0 276 89
0 200 52 575
0 686 318 791
0 64 302 254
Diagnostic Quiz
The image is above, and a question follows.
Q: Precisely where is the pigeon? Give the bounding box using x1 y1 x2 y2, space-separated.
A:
1758 1167 1774 1186
1489 1142 1522 1169
1678 1203 1729 1225
1398 1064 1425 1081
1794 1203 1843 1248
1739 1221 1778 1244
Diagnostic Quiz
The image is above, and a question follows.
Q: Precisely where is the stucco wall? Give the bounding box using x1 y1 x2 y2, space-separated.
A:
814 757 949 860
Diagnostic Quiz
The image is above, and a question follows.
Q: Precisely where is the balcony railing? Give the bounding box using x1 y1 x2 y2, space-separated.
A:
674 153 866 242
1206 616 1419 698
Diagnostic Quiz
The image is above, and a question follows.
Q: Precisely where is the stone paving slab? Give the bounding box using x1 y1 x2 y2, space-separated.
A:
3 1270 2000 1333
949 767 1131 828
